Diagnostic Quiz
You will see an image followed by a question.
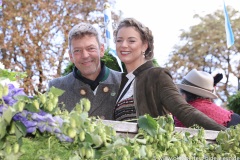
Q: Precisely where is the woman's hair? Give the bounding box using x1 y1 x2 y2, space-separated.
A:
68 23 102 52
114 18 154 60
180 89 203 102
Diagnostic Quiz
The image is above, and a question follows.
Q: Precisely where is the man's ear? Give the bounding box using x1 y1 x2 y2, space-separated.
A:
69 50 74 62
100 44 105 58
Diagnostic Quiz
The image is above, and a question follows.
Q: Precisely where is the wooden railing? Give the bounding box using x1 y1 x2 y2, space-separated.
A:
102 120 219 142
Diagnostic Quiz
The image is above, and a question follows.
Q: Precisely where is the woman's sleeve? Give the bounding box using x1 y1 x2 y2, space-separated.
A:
157 69 226 131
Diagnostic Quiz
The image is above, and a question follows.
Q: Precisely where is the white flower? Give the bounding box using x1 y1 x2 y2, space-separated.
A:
0 79 20 88
0 62 4 69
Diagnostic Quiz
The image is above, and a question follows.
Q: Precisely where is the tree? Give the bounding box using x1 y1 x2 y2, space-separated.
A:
165 6 240 105
227 91 240 115
0 0 118 95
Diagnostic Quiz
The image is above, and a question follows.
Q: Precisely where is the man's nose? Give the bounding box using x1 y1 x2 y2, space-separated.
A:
81 49 89 58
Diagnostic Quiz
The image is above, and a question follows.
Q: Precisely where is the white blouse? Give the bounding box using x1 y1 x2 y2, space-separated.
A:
116 72 135 103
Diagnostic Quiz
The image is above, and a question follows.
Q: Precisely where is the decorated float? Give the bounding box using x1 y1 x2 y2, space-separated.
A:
0 63 240 160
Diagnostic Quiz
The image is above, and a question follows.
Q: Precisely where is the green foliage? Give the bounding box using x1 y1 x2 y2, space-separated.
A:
227 91 240 115
0 69 27 81
101 50 126 72
138 114 158 136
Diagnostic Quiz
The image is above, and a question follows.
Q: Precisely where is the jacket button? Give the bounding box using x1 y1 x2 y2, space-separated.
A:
80 89 86 95
103 86 109 93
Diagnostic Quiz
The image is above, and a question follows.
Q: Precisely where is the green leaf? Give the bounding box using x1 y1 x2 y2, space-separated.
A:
139 145 146 157
49 87 65 97
112 137 127 146
79 112 88 121
0 119 7 139
0 69 27 81
90 134 103 148
25 103 39 113
3 107 13 124
15 121 27 139
138 114 157 136
85 133 93 143
14 95 30 101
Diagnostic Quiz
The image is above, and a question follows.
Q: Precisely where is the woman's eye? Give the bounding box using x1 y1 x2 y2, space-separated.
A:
116 39 122 43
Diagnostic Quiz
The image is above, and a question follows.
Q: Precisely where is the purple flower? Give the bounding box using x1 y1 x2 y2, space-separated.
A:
0 105 8 115
45 126 53 133
37 123 47 133
55 133 73 142
31 113 46 122
53 116 63 126
3 84 26 106
27 126 37 133
54 128 61 133
38 110 47 116
22 120 37 128
13 113 28 122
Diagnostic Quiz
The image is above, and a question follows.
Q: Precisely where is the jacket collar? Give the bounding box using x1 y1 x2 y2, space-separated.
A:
133 60 154 76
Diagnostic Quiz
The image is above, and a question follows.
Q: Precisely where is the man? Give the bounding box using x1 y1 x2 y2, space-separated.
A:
48 23 122 120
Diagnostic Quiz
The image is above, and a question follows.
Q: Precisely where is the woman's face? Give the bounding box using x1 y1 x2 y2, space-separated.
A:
116 27 148 72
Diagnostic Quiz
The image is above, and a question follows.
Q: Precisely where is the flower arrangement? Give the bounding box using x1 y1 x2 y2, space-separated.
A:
0 62 240 159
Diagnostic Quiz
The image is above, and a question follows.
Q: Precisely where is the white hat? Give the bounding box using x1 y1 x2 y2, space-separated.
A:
177 69 218 99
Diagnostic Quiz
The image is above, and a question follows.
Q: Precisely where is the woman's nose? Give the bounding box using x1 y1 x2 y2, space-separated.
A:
121 40 128 47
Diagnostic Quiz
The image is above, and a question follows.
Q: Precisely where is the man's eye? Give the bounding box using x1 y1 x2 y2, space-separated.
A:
88 47 97 52
73 50 81 53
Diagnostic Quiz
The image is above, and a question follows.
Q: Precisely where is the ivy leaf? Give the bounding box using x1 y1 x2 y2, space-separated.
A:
138 114 157 136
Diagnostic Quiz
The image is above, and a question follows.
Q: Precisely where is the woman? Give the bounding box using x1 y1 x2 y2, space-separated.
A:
175 69 240 128
113 17 225 131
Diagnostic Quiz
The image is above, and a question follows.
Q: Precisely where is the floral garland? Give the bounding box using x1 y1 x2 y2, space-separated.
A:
1 62 240 159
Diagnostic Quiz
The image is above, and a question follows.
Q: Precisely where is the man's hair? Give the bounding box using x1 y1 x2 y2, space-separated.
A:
114 18 154 60
68 23 102 52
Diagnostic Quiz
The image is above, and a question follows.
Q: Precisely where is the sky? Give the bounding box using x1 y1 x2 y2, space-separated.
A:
115 0 239 66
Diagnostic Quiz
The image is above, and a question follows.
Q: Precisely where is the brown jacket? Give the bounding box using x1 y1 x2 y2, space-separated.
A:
119 60 226 131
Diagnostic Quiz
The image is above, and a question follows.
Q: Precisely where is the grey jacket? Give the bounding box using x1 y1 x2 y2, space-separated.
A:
48 68 122 120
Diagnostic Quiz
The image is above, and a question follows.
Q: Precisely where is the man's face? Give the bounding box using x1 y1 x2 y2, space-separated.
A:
69 35 104 80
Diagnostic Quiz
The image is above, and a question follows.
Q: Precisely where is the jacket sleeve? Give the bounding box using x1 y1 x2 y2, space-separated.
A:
157 69 226 131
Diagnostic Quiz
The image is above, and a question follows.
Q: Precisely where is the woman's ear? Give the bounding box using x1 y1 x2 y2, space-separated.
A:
143 42 148 52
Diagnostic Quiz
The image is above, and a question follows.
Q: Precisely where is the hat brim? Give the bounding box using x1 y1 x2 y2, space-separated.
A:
177 84 218 99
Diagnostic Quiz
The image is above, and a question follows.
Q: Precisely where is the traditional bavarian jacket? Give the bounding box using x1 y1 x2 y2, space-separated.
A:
116 60 226 131
48 63 122 120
